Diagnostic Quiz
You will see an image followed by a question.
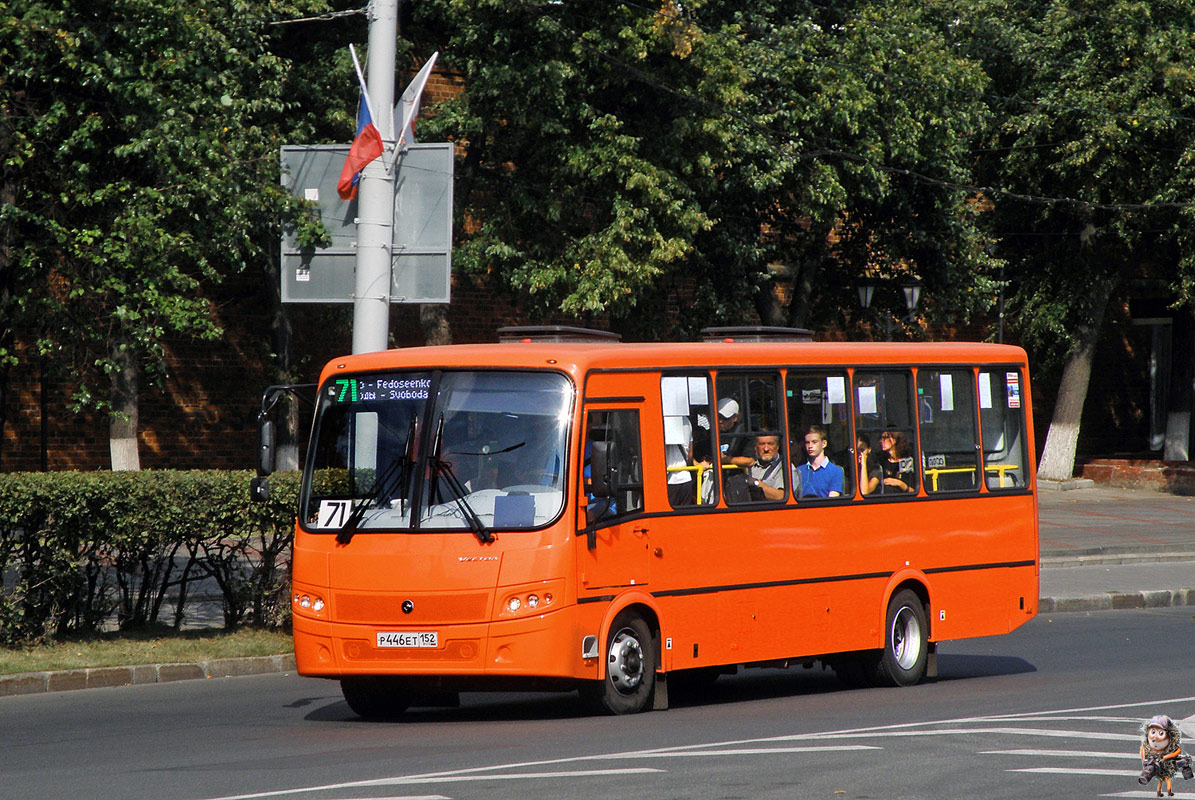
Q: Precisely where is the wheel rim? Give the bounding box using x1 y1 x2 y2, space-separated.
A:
890 606 923 670
607 627 645 695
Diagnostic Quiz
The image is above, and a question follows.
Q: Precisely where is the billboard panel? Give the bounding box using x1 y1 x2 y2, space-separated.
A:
280 144 453 303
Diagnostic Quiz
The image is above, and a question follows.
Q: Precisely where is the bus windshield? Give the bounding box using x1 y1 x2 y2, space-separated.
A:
302 370 573 533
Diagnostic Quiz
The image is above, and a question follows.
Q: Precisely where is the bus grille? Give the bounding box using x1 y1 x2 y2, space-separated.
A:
342 638 481 662
334 592 489 624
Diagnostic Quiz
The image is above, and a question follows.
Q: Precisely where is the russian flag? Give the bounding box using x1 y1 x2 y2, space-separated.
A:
393 52 439 152
337 46 384 201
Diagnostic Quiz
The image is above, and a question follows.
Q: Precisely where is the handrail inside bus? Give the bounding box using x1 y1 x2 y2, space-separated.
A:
923 464 1018 491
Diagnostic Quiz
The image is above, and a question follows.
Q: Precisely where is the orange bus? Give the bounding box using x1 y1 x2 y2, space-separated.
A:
277 326 1038 717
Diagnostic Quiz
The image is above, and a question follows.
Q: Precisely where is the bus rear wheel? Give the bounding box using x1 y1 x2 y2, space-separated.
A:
582 611 656 715
340 676 413 720
869 589 929 687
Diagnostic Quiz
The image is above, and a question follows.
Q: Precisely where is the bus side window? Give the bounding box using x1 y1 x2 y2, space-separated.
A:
716 372 786 505
661 374 717 508
584 410 644 523
917 369 980 494
978 369 1028 490
855 370 919 496
785 370 852 499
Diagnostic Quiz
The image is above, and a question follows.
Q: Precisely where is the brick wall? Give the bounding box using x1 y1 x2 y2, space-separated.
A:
0 269 605 472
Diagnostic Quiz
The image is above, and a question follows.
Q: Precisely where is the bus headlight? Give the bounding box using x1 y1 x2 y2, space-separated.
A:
292 588 327 618
498 580 564 619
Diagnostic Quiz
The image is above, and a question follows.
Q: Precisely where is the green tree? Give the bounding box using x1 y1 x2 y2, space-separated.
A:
958 0 1195 477
0 0 344 469
414 0 997 339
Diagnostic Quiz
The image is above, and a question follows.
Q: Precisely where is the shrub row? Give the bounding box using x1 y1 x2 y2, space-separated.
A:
0 470 299 645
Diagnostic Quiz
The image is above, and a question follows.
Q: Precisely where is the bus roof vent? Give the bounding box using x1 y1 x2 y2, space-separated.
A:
700 326 814 343
497 325 623 343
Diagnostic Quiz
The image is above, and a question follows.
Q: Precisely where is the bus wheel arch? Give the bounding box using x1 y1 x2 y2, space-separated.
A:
583 600 661 714
869 583 931 687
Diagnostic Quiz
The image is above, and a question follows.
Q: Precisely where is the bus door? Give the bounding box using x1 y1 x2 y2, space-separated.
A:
577 405 648 595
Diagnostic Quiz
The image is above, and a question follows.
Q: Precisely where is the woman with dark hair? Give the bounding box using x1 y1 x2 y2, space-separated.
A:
879 431 916 493
857 433 882 496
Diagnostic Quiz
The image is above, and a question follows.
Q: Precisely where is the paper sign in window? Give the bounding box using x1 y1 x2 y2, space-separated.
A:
939 374 954 411
664 415 688 446
978 373 993 409
688 377 708 405
1006 372 1021 408
661 377 689 416
857 385 878 415
827 376 847 405
494 494 535 527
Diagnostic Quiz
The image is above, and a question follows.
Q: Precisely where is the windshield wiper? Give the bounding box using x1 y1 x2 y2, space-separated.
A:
452 440 526 457
428 415 494 544
336 414 416 545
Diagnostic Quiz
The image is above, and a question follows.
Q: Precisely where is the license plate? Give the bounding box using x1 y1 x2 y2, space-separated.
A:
376 631 438 648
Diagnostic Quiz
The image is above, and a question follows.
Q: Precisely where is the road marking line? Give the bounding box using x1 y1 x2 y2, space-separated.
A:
978 715 1143 724
775 727 1139 742
1009 767 1137 776
982 749 1140 759
197 695 1195 800
617 746 882 758
201 769 662 800
386 768 664 784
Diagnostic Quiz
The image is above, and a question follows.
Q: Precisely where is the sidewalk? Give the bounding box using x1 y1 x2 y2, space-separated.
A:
1038 481 1195 612
2 484 1191 698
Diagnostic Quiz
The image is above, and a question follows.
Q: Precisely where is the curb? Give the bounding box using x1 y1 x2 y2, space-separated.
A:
1042 551 1195 567
0 653 296 698
1039 589 1195 614
1037 478 1097 491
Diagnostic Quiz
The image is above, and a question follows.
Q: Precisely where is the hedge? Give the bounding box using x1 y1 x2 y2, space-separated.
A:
0 470 299 645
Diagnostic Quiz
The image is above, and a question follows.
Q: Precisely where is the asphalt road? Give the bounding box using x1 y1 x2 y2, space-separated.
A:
3 607 1194 800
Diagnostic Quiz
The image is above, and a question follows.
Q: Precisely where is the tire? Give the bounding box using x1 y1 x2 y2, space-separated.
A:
869 589 929 687
582 611 656 715
340 676 413 720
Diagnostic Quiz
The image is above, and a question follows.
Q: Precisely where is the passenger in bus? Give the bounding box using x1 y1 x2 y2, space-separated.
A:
666 417 711 505
746 434 799 501
857 433 882 496
795 425 843 497
879 431 917 493
717 398 753 467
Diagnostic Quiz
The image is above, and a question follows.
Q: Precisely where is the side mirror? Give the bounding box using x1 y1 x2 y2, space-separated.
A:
249 475 271 502
257 418 276 477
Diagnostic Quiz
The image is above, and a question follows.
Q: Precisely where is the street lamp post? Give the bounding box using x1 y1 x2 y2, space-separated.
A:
857 277 922 340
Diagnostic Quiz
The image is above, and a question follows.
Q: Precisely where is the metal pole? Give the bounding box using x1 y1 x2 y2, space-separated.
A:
997 263 1005 344
352 0 398 355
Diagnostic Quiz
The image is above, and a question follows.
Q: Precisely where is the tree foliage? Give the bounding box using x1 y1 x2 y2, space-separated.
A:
415 0 1001 337
956 0 1195 366
6 0 1195 464
0 0 347 420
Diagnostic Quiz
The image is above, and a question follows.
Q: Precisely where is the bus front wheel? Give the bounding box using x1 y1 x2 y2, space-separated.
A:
870 589 929 687
583 611 656 714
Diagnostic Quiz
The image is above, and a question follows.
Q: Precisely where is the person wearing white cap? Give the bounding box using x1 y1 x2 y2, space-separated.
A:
716 397 753 468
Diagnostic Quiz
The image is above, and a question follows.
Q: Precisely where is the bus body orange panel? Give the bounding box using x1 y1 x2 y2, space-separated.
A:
291 338 1039 704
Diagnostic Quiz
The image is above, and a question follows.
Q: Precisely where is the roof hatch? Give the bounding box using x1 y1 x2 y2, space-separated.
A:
497 325 623 343
700 326 813 342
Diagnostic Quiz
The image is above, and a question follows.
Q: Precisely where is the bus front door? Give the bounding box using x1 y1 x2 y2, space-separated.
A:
578 407 649 595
